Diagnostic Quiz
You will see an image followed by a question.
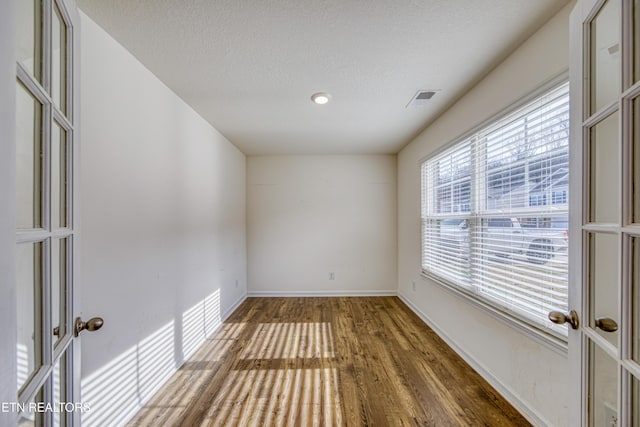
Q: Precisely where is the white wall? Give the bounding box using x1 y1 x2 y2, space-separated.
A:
0 1 18 426
248 155 396 295
397 3 574 426
78 13 247 426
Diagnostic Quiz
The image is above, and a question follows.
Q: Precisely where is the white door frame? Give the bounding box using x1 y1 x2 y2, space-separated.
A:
67 1 82 424
568 3 593 426
0 0 19 425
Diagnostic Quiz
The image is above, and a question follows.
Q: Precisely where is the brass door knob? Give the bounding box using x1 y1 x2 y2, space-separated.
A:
594 317 618 332
74 317 104 337
548 310 579 329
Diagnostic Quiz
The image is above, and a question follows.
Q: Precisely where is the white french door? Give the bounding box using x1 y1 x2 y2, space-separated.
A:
568 0 640 425
15 0 82 425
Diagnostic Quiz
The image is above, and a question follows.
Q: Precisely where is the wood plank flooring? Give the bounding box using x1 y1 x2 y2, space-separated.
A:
127 297 530 427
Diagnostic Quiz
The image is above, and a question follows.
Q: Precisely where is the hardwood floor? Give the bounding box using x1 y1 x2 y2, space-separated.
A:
127 297 530 427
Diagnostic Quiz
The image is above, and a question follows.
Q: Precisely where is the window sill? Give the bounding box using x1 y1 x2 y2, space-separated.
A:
419 271 568 356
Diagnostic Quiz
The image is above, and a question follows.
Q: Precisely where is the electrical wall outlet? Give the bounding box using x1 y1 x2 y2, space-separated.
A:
412 281 416 291
329 272 335 280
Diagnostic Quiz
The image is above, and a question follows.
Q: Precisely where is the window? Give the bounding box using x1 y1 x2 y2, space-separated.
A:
421 82 569 339
529 193 547 206
552 190 567 204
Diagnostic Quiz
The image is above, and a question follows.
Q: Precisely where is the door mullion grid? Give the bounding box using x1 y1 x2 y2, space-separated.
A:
59 109 74 233
621 81 640 100
54 0 74 126
53 334 72 362
621 0 633 92
581 1 627 424
42 0 51 97
58 236 74 352
580 331 590 427
621 232 634 426
620 1 636 425
56 0 76 421
42 237 53 427
17 240 45 406
16 65 51 112
583 101 619 129
578 2 604 425
623 352 640 376
15 3 58 426
66 128 74 232
582 0 612 123
17 231 48 244
579 116 590 427
43 103 52 237
52 108 73 133
65 350 74 427
42 236 52 363
42 3 57 425
59 0 77 416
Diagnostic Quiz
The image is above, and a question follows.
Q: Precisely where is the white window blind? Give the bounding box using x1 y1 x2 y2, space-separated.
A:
421 82 569 339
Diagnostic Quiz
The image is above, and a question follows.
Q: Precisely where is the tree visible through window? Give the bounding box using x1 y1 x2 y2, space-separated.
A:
421 82 570 339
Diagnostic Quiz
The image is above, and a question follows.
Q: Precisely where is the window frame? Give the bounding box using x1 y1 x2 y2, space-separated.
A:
419 75 570 353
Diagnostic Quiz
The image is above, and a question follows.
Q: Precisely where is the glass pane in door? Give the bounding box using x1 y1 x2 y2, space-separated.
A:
16 242 42 392
16 0 41 81
18 387 44 427
589 341 619 427
589 233 619 347
16 81 43 230
589 112 620 224
633 374 640 427
51 122 67 229
634 97 640 224
590 0 620 114
53 353 67 427
52 239 67 347
633 237 640 363
52 3 67 114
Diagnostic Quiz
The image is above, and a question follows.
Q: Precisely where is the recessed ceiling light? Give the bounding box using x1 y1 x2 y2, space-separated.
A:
311 92 331 105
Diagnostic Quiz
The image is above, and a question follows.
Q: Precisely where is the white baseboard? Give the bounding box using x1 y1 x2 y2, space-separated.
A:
221 292 248 321
247 290 397 297
397 292 550 427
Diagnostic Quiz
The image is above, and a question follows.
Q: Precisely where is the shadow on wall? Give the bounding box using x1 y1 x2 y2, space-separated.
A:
81 290 222 427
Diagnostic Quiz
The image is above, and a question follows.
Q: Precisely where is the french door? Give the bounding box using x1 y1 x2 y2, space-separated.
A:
15 0 81 425
568 0 640 425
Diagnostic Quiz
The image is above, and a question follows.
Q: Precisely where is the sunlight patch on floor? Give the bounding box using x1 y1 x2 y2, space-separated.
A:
204 368 343 427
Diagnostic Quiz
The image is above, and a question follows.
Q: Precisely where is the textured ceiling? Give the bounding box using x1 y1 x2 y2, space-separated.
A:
78 0 570 155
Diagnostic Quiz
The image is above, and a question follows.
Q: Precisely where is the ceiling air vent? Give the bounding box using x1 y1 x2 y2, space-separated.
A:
406 90 439 108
